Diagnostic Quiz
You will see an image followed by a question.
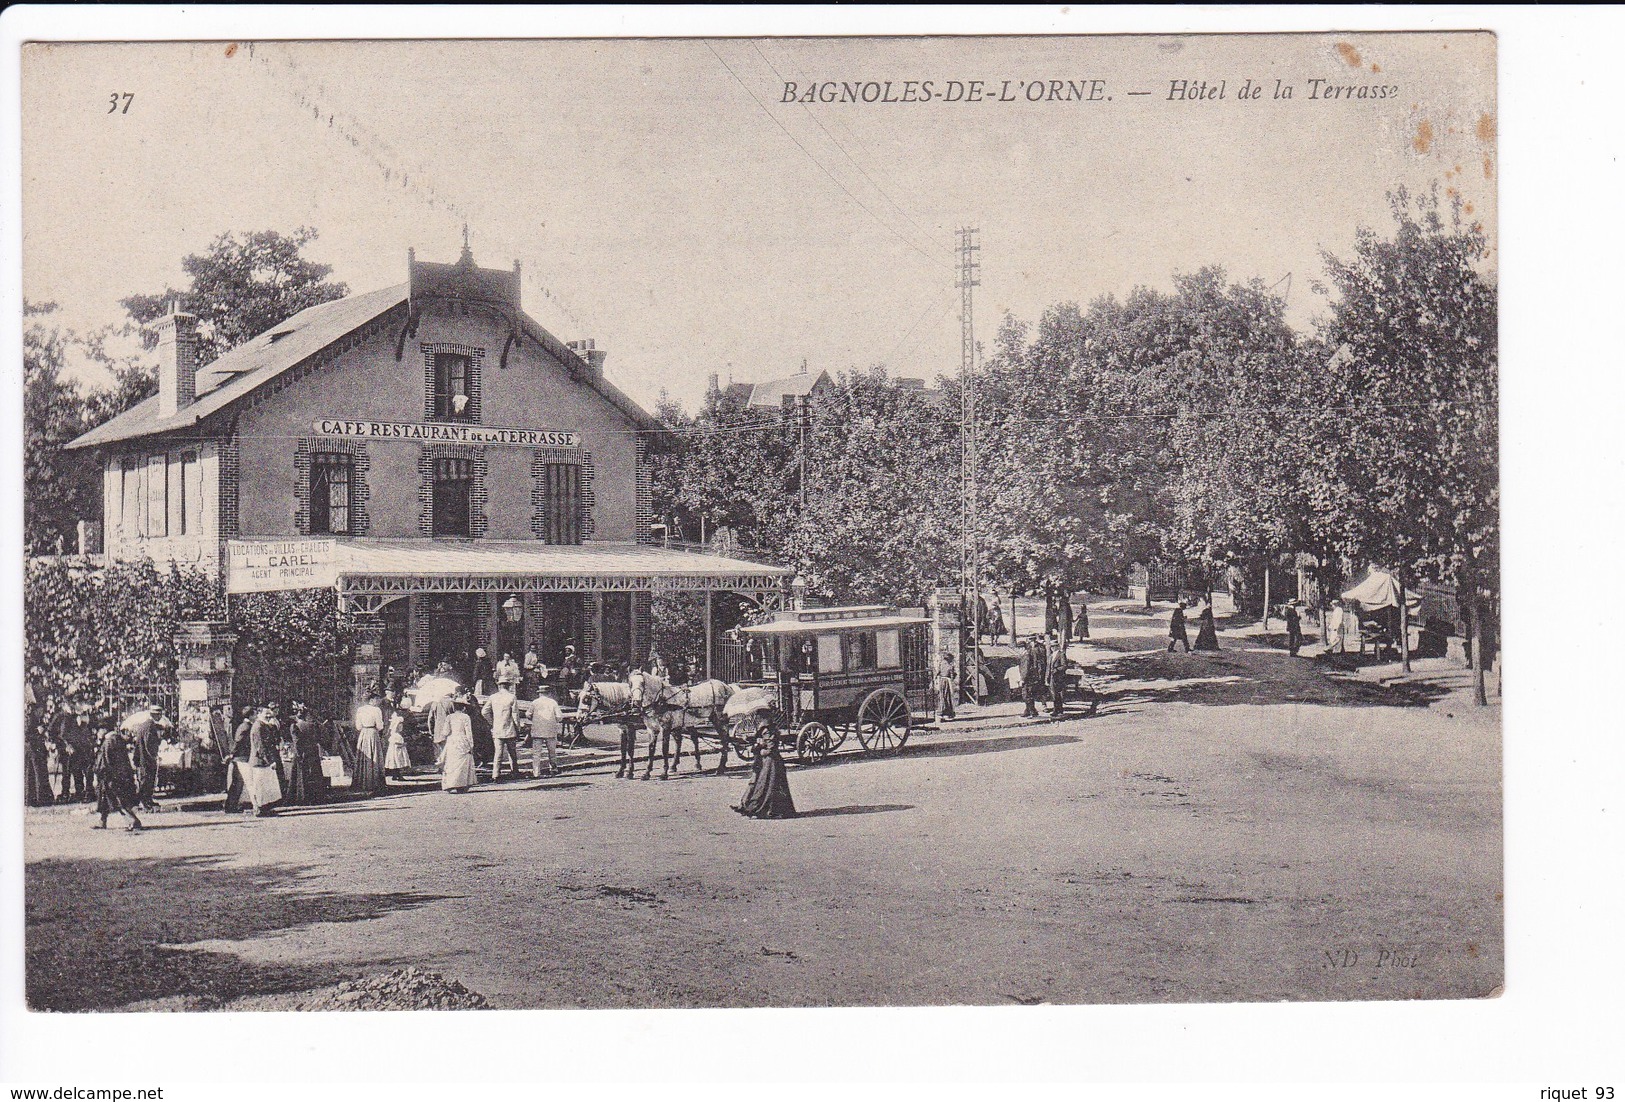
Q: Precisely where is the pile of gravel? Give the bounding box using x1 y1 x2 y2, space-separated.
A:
300 967 490 1011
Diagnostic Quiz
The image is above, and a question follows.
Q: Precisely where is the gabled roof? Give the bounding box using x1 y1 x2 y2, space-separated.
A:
67 282 666 449
747 369 832 409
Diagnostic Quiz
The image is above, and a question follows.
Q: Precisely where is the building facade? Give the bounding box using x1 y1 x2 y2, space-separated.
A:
69 244 787 682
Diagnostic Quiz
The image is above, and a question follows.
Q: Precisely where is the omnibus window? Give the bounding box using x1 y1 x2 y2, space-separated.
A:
876 629 901 669
848 632 878 670
816 634 843 674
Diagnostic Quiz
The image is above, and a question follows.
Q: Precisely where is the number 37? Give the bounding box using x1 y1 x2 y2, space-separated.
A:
107 92 134 114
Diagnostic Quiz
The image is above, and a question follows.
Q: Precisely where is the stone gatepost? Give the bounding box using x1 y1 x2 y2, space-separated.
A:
350 613 387 713
931 587 963 716
174 621 236 752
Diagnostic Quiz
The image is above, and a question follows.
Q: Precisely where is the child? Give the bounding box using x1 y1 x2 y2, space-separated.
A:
384 708 413 778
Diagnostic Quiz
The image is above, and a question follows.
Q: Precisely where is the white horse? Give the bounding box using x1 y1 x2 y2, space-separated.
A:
628 671 737 777
577 679 647 779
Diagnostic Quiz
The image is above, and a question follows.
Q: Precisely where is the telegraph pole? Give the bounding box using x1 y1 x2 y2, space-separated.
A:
957 227 981 704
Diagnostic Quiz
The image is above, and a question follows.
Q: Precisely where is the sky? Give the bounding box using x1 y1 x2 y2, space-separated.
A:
21 32 1496 411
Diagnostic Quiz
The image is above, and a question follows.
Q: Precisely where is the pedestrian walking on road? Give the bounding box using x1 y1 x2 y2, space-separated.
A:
92 724 142 832
734 729 796 819
472 648 493 698
1076 597 1090 640
934 649 957 721
122 702 170 812
438 689 478 793
1168 601 1191 653
352 692 388 795
483 681 521 781
1285 602 1304 657
530 685 564 778
988 598 1006 646
1194 599 1220 652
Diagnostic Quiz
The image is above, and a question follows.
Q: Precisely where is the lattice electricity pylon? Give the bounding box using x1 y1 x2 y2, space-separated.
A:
956 227 981 702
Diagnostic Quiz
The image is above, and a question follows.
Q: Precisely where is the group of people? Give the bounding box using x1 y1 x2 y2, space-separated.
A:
933 632 1081 721
368 648 575 797
23 692 180 831
1166 597 1221 654
219 699 329 817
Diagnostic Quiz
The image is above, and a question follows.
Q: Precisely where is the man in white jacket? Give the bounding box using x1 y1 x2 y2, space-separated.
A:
483 682 521 781
529 685 565 779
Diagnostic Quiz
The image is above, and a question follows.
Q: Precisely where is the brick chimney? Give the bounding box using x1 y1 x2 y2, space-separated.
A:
566 338 607 378
153 309 201 418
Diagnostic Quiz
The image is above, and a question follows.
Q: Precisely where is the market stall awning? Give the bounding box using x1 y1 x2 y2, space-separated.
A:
227 537 792 612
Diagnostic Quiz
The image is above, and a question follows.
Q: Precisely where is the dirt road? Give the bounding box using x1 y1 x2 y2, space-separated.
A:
25 606 1501 1010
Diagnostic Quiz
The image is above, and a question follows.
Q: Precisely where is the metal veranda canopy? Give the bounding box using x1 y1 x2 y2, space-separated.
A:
310 538 789 613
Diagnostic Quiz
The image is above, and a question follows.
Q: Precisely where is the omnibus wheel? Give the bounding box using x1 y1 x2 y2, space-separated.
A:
856 689 911 753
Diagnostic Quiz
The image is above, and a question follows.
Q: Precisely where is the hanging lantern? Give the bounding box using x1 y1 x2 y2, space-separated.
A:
501 595 523 624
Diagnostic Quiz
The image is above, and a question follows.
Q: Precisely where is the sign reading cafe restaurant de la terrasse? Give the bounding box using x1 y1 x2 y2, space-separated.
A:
312 419 580 448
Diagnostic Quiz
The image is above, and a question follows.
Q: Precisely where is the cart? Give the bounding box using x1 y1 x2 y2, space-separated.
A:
732 605 933 765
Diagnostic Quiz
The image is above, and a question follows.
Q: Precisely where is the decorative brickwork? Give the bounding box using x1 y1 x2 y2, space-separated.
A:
218 439 240 540
294 437 370 535
632 591 653 666
409 597 429 668
417 444 488 538
529 448 592 543
421 342 485 424
635 436 654 544
581 593 600 662
580 452 596 539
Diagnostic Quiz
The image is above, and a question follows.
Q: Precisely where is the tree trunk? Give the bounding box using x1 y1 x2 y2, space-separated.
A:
1320 569 1330 645
1262 563 1271 631
1468 589 1488 706
1398 573 1411 672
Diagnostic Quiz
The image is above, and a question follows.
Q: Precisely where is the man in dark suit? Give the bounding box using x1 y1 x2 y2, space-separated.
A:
1018 638 1042 718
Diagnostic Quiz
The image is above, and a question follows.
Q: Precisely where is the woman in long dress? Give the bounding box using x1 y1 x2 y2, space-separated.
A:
1193 600 1221 652
245 706 284 817
352 692 388 796
383 707 413 778
283 702 326 806
438 690 478 793
734 730 796 819
92 725 143 832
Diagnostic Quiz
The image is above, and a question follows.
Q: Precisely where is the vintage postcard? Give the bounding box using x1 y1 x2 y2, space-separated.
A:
16 28 1500 1022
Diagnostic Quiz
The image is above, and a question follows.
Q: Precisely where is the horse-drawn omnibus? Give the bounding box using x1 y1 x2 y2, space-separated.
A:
728 605 933 764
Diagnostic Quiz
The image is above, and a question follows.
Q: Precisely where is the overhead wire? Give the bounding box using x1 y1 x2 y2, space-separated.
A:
750 41 951 263
704 41 950 273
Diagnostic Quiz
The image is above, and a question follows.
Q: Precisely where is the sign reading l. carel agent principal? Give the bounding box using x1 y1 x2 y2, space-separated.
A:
227 538 339 594
312 419 579 448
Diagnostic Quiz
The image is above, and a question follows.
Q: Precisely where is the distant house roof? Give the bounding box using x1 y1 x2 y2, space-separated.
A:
747 369 832 409
67 279 666 450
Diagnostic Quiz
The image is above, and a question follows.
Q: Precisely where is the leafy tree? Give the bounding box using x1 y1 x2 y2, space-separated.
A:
1314 186 1498 693
23 303 98 555
121 227 348 365
781 366 960 606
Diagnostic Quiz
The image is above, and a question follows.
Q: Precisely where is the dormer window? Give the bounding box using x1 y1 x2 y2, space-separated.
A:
433 352 472 421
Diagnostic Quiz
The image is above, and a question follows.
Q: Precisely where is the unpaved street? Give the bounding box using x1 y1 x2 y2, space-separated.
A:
25 606 1501 1010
